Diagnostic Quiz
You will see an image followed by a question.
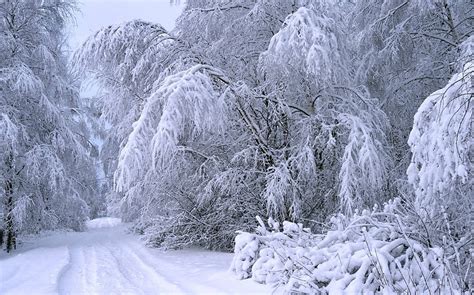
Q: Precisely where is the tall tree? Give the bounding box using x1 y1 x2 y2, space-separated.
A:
0 0 98 251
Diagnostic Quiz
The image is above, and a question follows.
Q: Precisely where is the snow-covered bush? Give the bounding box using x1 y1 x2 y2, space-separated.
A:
231 200 464 293
231 216 316 284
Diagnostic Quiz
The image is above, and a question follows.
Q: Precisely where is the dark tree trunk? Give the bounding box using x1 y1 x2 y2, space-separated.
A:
3 153 16 253
4 179 16 252
0 227 4 248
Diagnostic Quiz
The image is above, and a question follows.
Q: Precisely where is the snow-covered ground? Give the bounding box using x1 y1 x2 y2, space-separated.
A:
0 218 270 295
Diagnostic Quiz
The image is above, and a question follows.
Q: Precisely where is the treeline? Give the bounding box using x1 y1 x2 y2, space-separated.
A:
76 0 472 252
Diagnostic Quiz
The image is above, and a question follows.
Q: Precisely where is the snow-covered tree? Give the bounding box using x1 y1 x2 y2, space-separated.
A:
258 4 389 217
407 36 473 242
0 0 98 252
73 20 187 219
351 0 474 194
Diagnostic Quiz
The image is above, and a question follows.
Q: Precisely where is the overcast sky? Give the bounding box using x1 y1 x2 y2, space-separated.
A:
68 0 184 50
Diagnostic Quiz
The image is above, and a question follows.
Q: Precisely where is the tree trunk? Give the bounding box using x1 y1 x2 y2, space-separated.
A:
4 179 15 252
3 153 16 252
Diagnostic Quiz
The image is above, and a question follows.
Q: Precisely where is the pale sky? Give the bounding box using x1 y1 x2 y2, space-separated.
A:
68 0 184 50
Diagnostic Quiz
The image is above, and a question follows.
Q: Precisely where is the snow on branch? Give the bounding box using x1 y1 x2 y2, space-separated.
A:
73 20 177 108
114 65 226 192
338 113 388 216
74 20 172 76
0 64 44 95
260 6 342 86
263 163 297 221
0 114 20 152
25 145 67 191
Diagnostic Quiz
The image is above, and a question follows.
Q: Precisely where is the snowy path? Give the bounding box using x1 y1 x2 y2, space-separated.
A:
0 218 270 295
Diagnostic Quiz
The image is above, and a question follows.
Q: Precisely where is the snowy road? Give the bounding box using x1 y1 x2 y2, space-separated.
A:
0 218 269 295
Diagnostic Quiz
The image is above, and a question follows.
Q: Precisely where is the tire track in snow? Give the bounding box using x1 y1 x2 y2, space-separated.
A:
92 244 136 294
105 241 185 294
126 242 191 291
77 247 90 294
56 245 73 295
68 244 110 295
86 245 100 294
125 245 185 294
105 243 148 294
125 241 225 295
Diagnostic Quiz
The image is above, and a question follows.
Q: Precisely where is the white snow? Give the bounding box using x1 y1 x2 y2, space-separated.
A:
85 217 122 229
0 218 270 295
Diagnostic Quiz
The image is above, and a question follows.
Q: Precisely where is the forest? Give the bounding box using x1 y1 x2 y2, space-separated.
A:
0 0 472 294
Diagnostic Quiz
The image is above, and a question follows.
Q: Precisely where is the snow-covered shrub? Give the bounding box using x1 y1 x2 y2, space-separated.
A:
231 199 463 294
231 216 317 285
